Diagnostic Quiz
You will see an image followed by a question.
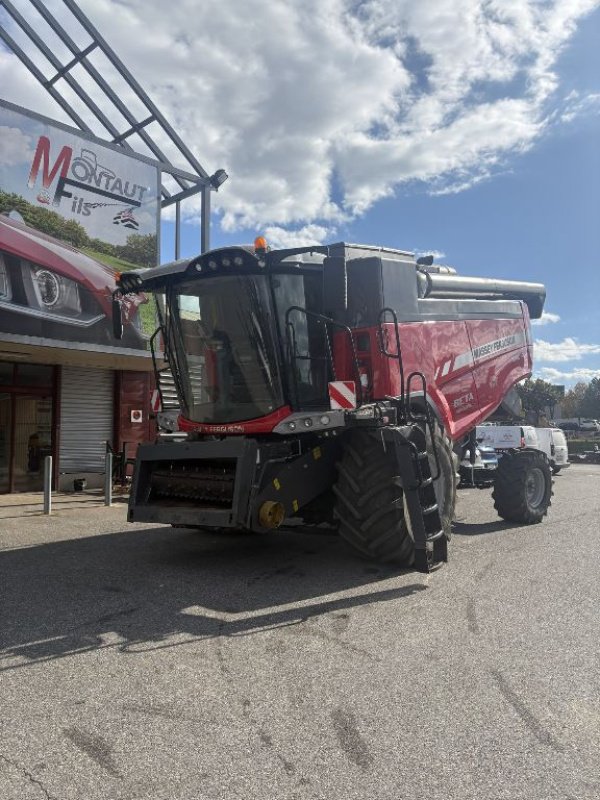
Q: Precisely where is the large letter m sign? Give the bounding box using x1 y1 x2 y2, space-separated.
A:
27 136 72 190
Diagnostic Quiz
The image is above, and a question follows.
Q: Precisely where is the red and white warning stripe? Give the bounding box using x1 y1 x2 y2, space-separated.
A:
328 381 357 410
150 389 162 413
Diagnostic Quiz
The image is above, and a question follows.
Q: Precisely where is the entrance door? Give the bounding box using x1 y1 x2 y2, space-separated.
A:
0 394 11 493
12 395 53 492
0 393 53 492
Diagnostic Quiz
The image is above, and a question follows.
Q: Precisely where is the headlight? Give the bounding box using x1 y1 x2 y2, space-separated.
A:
35 270 60 306
31 268 81 315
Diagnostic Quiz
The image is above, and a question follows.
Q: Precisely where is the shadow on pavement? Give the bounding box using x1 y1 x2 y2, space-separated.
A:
0 525 425 668
453 519 519 536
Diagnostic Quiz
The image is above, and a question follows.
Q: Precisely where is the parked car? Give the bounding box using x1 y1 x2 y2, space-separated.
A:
535 427 570 474
459 443 498 486
571 446 600 464
555 421 580 432
554 418 600 433
0 213 147 348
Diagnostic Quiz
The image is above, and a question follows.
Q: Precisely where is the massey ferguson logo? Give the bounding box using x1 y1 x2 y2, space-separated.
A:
472 334 517 361
27 136 148 220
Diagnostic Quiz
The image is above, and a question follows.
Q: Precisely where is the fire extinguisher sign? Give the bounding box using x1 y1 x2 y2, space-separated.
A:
328 381 357 410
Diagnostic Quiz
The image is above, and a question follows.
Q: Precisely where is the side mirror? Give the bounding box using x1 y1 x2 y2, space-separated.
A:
112 295 124 340
323 256 348 315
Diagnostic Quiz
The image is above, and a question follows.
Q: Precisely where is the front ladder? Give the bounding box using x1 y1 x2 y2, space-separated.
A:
381 424 447 572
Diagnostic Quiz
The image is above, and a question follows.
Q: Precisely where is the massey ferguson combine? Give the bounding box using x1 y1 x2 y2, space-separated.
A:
113 239 552 571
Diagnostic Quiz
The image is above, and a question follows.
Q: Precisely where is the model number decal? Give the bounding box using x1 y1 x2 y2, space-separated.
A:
453 392 475 409
199 424 245 433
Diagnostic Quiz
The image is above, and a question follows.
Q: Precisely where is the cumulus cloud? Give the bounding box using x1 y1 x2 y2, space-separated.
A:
416 249 446 260
0 0 597 230
263 224 334 249
0 125 34 167
532 311 561 326
534 337 600 362
536 366 600 382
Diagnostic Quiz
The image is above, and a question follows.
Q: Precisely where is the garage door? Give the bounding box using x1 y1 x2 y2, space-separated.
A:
59 367 114 472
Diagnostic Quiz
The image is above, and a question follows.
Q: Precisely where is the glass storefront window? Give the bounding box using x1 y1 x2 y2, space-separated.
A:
0 362 14 385
0 393 11 493
0 363 55 492
12 394 53 492
15 364 54 387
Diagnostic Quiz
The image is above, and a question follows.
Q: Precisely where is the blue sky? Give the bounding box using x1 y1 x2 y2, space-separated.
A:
1 0 599 385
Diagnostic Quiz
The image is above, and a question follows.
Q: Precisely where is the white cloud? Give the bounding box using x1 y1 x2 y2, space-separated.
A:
532 311 561 326
536 366 600 382
263 224 333 249
0 0 597 230
416 249 446 260
559 90 600 123
0 125 34 167
534 337 600 362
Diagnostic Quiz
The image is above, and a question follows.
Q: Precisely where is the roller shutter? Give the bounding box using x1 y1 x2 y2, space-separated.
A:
59 367 114 472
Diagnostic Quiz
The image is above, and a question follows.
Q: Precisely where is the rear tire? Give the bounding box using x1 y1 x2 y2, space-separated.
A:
492 449 553 523
333 423 456 564
551 465 561 475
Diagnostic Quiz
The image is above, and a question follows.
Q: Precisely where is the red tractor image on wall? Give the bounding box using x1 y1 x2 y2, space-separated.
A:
0 213 147 349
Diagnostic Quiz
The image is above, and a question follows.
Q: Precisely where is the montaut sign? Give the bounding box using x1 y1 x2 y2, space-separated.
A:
0 100 161 354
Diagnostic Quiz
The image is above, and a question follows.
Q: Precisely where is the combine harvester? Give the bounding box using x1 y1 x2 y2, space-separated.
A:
113 239 551 571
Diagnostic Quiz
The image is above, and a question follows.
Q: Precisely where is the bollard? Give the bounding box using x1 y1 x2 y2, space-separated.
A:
43 455 52 515
104 451 113 507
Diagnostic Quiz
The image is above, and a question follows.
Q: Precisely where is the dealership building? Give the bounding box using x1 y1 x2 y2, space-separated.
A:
0 1 220 494
0 115 159 493
0 342 155 494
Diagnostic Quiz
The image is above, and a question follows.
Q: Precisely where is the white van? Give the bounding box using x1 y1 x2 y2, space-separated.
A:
535 428 570 474
475 425 539 453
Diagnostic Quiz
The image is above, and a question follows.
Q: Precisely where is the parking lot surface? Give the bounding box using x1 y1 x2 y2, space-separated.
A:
1 466 599 800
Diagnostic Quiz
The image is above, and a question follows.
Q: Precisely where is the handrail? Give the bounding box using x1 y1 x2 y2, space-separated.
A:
284 306 363 409
377 307 406 416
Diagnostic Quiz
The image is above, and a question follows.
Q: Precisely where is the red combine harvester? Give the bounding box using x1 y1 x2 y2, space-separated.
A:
114 240 552 571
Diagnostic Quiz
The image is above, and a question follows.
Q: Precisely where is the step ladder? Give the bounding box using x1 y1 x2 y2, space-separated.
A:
382 424 447 573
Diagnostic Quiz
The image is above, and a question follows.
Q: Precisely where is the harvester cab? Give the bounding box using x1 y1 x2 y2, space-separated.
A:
114 239 549 572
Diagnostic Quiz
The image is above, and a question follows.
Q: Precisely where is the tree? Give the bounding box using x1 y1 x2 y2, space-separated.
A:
561 381 588 418
580 377 600 419
516 379 563 425
115 233 158 267
0 190 90 247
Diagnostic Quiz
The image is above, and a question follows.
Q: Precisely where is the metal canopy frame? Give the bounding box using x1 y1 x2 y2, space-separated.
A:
0 0 227 254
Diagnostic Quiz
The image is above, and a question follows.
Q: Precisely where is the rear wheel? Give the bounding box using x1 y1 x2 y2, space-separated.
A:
492 449 553 523
551 465 561 475
333 423 456 564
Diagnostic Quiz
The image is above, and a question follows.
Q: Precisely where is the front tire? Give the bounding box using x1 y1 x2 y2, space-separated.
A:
333 423 456 564
492 449 553 524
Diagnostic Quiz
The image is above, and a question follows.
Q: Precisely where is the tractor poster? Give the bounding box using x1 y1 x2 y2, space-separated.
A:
0 99 160 352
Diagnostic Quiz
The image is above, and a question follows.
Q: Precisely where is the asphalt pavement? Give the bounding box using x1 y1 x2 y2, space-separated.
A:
1 466 599 800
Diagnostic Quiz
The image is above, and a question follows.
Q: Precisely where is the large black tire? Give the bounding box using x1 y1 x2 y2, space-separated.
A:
333 423 456 564
492 449 553 523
